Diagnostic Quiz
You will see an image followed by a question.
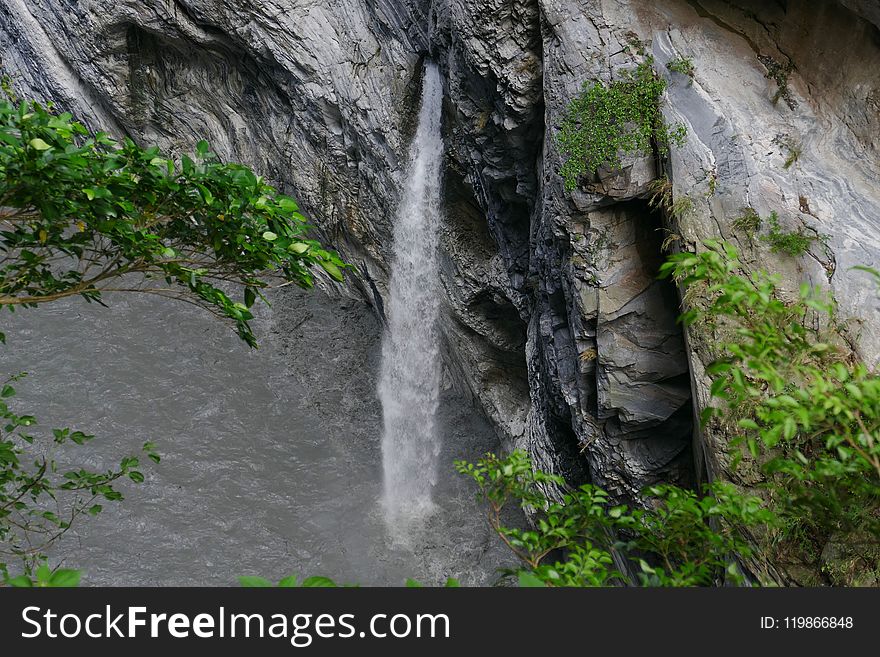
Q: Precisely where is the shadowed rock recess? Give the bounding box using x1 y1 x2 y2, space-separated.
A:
3 0 880 554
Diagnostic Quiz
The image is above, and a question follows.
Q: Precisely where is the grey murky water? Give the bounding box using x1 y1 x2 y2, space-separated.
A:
0 287 513 586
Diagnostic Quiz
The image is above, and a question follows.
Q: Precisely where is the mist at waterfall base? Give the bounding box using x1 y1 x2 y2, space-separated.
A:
378 62 445 538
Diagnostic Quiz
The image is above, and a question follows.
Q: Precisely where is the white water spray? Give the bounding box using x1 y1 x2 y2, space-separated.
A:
379 63 445 531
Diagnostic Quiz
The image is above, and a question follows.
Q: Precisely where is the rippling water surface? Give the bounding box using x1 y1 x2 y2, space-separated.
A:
1 287 512 585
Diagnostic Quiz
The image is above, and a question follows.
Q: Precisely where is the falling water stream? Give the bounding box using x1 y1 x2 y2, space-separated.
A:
379 62 445 533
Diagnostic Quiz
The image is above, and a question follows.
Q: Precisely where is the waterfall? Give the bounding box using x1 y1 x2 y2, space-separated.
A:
379 62 444 532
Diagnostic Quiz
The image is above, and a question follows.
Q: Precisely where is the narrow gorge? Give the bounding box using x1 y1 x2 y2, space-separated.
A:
1 0 879 586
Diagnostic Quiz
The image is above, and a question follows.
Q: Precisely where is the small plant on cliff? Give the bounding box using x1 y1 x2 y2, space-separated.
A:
758 54 797 110
731 207 762 235
647 175 674 212
782 140 802 169
670 196 695 219
648 176 694 219
761 211 816 257
557 59 687 191
666 57 695 80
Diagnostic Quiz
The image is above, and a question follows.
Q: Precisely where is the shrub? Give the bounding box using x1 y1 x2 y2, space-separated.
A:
557 60 687 191
661 242 880 576
731 207 762 235
761 211 815 256
666 57 695 79
455 450 771 586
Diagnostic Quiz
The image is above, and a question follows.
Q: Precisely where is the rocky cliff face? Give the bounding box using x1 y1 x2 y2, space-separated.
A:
3 0 880 528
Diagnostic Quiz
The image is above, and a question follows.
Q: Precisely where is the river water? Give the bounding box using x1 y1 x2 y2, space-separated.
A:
0 286 513 586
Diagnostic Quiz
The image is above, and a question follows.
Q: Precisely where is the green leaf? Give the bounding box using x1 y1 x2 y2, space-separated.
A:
7 576 33 587
36 564 51 584
28 137 51 150
444 578 461 587
244 287 256 309
405 578 423 588
638 559 656 575
288 242 310 255
301 576 337 587
48 569 82 587
262 231 278 241
277 575 299 588
517 571 546 587
1 384 14 398
278 197 299 213
128 471 145 483
238 576 273 587
197 184 214 205
319 260 344 282
88 504 103 516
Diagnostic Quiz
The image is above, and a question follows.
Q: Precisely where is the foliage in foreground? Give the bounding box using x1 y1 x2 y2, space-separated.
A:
456 450 771 587
0 375 159 580
662 242 880 580
0 97 346 347
0 94 343 583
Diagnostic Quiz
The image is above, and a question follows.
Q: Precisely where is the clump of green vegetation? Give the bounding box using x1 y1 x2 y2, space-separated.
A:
623 32 648 56
731 206 762 235
666 56 695 79
557 59 687 190
762 211 815 256
238 575 340 588
647 175 673 211
664 244 880 582
758 54 797 110
0 75 16 103
647 176 693 218
782 139 802 169
707 170 718 196
456 450 768 586
0 97 347 345
670 196 694 219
